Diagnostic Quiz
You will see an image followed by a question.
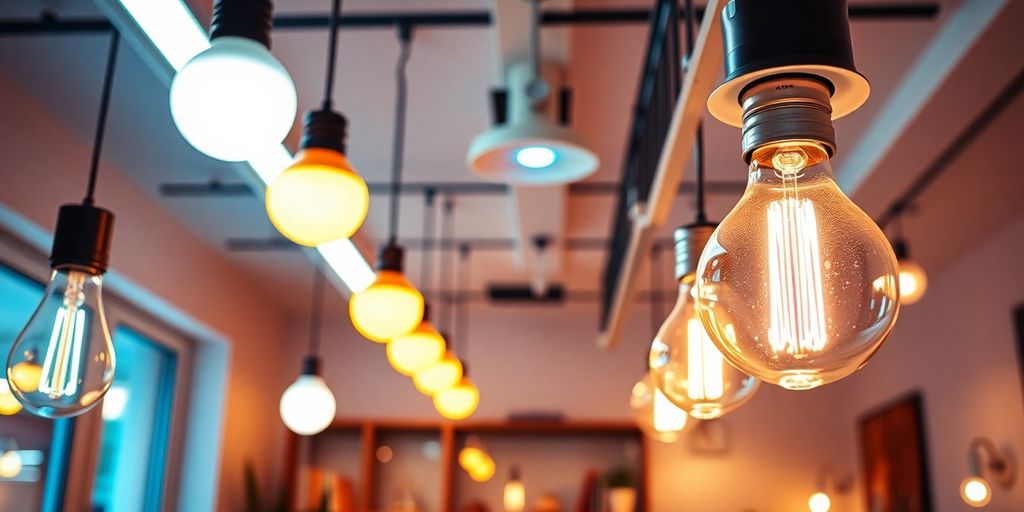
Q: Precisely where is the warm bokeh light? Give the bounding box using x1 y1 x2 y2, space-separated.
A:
0 450 21 479
0 379 22 416
266 148 369 246
10 360 43 393
504 477 526 511
808 491 831 512
459 447 488 473
468 454 496 482
386 321 446 376
629 373 689 443
349 270 424 342
413 355 463 396
897 258 928 305
960 477 992 507
433 378 480 421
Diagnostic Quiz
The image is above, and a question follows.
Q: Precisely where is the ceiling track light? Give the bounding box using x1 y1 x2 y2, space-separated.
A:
467 0 599 184
6 32 122 418
349 25 424 343
279 266 337 436
266 0 369 247
696 0 899 391
169 0 296 162
961 437 1016 508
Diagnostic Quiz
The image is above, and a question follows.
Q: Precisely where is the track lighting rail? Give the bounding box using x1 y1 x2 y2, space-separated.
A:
0 5 938 36
224 236 681 253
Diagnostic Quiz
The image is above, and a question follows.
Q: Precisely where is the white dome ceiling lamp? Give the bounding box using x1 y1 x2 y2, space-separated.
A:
467 0 598 184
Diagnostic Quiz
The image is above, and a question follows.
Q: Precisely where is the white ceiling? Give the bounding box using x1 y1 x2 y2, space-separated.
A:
2 0 1020 323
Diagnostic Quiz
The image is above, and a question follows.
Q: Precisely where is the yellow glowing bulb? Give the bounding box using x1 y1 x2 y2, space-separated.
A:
9 361 42 393
897 259 928 305
0 451 21 478
266 148 369 246
433 378 480 421
459 447 488 473
652 388 687 433
349 270 424 342
0 379 22 416
386 321 445 376
504 478 526 511
413 355 463 396
468 455 495 482
808 491 831 512
960 477 991 507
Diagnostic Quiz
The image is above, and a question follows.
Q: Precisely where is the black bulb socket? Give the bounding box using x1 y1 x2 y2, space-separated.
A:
210 0 273 49
720 0 858 85
50 204 115 275
300 109 348 154
301 355 322 376
673 222 717 281
510 465 522 481
377 244 405 273
892 239 910 260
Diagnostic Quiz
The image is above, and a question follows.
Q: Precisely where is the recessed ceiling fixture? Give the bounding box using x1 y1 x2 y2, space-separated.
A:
169 0 296 161
466 0 598 184
6 33 122 418
696 0 899 390
387 190 446 376
349 26 424 342
279 267 337 436
432 245 480 421
266 0 369 247
650 0 758 420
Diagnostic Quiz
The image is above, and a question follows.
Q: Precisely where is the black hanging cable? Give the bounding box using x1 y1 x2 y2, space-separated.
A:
420 189 437 301
307 265 326 358
648 245 661 340
683 0 708 224
439 197 455 333
456 244 471 361
84 31 120 206
320 0 343 110
387 26 413 246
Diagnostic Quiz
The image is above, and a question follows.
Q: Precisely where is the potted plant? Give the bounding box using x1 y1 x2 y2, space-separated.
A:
603 467 636 512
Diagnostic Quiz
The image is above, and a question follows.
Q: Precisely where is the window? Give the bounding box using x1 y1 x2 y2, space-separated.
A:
91 326 178 512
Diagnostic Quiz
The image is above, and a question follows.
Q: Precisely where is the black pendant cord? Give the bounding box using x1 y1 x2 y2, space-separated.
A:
439 197 455 333
683 0 708 225
528 0 541 83
648 245 661 340
84 31 120 206
455 244 471 361
320 0 343 110
420 189 437 302
307 265 326 359
387 26 413 247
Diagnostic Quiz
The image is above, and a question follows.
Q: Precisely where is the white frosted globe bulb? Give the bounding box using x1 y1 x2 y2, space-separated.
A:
696 142 899 390
808 491 831 512
170 37 296 161
279 374 336 435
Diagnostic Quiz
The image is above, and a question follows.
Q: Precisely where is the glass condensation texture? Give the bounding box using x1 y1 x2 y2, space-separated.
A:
650 280 759 419
695 143 899 390
6 269 115 417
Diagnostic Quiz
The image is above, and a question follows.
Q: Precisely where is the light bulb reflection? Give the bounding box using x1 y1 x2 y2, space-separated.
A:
0 379 21 416
960 477 991 507
514 146 557 169
807 491 831 512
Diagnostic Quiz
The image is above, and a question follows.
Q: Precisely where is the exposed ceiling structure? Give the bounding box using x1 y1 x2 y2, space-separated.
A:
0 0 1021 333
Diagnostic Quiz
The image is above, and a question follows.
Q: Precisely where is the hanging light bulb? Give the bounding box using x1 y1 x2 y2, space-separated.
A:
280 269 337 435
630 372 688 443
6 35 121 418
807 491 831 512
892 239 927 305
433 366 479 421
702 1 896 390
504 466 526 512
350 245 424 342
279 356 336 436
0 379 22 416
413 350 462 396
468 454 496 483
266 0 368 245
387 304 445 376
0 440 21 479
651 226 759 419
169 0 296 161
458 445 488 474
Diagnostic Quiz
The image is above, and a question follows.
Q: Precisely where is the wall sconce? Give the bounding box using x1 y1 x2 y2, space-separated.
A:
808 465 852 512
960 437 1016 507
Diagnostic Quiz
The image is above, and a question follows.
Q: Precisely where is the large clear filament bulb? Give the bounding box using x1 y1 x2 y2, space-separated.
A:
695 142 899 390
6 269 115 417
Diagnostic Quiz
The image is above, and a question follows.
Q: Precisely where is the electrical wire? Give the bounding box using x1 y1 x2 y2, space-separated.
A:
420 188 437 302
455 244 471 361
84 30 120 206
320 0 343 110
387 26 413 246
307 264 326 357
439 197 455 333
683 0 708 224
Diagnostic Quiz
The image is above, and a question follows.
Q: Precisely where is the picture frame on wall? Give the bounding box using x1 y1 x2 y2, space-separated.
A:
858 392 933 512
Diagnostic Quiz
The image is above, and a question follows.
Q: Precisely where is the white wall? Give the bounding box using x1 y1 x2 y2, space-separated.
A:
0 74 293 510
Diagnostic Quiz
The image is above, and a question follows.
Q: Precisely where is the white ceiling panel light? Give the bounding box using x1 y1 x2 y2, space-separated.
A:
107 0 373 293
466 0 598 185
